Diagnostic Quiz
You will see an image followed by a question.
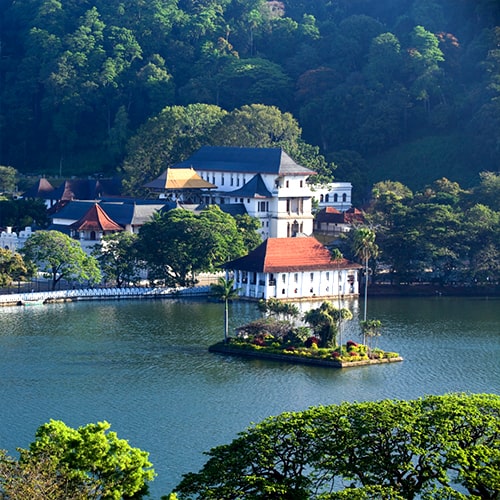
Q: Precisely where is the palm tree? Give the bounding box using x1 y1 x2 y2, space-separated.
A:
304 301 352 348
331 248 344 349
360 319 382 350
210 277 240 343
353 228 379 323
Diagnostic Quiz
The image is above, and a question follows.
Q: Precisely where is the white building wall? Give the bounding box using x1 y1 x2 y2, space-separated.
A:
199 169 314 239
312 182 353 210
0 227 33 251
232 268 359 300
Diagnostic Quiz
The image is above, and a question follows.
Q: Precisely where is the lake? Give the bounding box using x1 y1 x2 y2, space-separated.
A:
0 296 498 498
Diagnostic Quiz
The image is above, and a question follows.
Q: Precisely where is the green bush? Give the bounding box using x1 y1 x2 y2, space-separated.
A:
385 352 400 359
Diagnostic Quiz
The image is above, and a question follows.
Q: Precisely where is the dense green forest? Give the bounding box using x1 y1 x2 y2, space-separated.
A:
1 0 499 197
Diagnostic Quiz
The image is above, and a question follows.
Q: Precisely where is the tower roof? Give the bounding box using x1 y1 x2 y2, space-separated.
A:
70 203 123 232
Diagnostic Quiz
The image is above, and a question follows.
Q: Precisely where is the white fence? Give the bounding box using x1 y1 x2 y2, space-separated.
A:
0 285 211 306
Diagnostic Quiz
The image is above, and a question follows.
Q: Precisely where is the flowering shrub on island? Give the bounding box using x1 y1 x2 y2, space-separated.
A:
226 334 396 363
221 317 400 364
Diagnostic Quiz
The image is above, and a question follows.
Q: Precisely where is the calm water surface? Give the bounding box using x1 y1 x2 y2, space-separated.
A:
0 296 498 498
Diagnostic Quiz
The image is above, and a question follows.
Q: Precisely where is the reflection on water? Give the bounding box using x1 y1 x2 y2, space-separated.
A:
0 296 498 498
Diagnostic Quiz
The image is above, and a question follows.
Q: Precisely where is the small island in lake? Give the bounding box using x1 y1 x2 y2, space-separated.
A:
209 339 403 368
209 299 403 369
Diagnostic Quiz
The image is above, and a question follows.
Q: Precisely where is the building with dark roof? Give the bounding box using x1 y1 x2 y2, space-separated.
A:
224 236 361 300
50 178 122 201
70 203 124 241
171 146 316 239
49 199 176 253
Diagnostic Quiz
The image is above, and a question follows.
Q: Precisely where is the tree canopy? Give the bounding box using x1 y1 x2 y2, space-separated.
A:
0 199 49 232
136 206 249 287
93 231 140 287
365 173 500 286
2 0 499 194
0 420 155 499
21 230 101 290
0 248 30 287
174 393 500 499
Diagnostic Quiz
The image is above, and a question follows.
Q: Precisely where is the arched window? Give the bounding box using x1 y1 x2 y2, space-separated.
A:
333 193 338 202
342 193 347 202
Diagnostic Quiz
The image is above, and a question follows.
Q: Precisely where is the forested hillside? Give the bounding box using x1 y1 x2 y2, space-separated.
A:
0 0 499 195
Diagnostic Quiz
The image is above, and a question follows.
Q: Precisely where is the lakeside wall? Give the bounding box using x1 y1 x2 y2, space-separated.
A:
0 286 211 306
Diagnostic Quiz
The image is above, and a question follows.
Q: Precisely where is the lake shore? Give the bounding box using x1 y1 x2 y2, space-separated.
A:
368 284 500 297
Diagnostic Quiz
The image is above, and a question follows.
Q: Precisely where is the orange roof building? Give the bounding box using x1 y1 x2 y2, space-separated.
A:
315 207 365 234
70 203 123 240
224 236 361 301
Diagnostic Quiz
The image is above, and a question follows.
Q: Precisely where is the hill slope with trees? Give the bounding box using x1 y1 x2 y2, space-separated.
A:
0 0 499 197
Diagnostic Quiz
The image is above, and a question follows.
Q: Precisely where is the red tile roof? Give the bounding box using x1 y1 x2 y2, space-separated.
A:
225 237 361 273
316 207 365 224
70 203 123 232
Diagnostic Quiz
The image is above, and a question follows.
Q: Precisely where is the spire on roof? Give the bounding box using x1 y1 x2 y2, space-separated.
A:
70 203 123 232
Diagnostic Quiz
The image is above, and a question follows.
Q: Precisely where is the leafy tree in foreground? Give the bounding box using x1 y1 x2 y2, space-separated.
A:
233 214 262 253
173 393 500 500
21 231 101 290
0 420 155 499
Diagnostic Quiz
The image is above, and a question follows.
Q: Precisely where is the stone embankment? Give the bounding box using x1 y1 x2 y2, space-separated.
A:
0 286 211 306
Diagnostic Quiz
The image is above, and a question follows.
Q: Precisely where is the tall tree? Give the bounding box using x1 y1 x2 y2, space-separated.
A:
210 276 239 343
137 206 247 287
21 230 101 290
353 228 378 322
93 231 140 287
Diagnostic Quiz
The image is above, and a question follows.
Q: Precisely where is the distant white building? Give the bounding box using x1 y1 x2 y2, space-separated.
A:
311 182 353 211
170 146 316 239
0 226 33 251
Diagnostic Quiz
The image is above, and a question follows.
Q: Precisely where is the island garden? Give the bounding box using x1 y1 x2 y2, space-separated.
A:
209 294 402 368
